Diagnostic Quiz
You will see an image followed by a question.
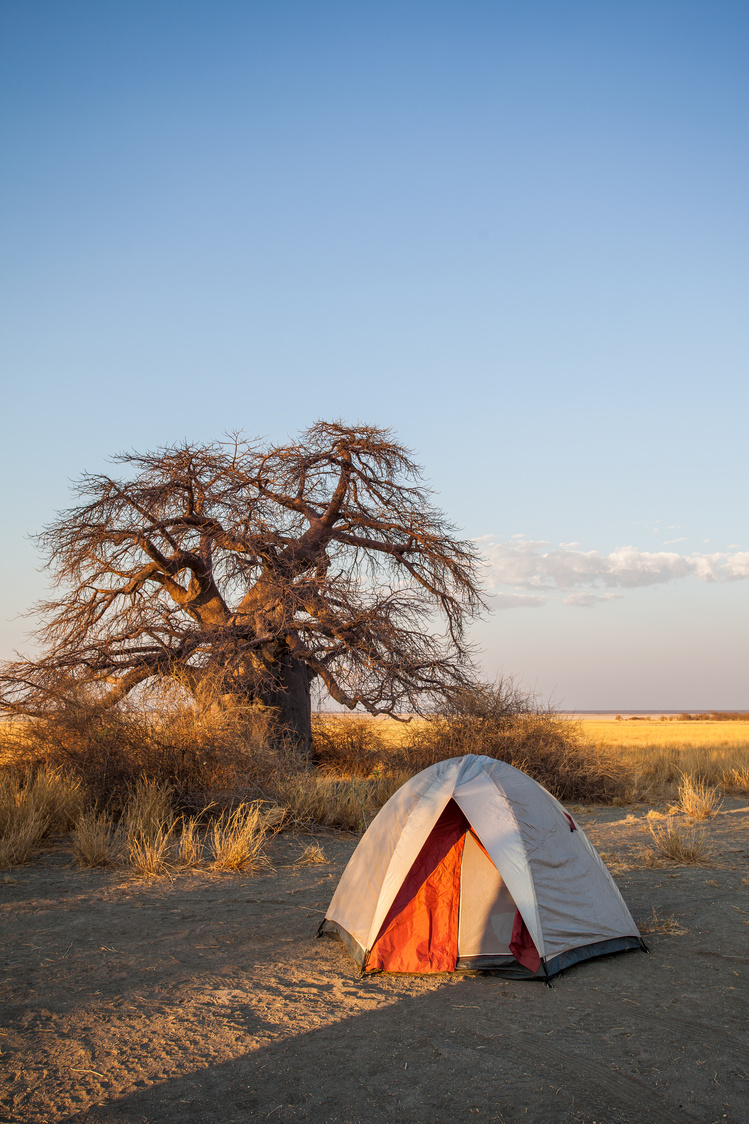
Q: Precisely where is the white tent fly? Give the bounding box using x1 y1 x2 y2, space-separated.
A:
319 755 645 979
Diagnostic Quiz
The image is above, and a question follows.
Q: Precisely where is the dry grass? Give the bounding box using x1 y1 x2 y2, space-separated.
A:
124 777 174 839
637 907 688 935
580 719 749 748
646 821 712 865
175 815 204 868
128 822 176 878
71 810 123 867
280 772 409 832
0 767 84 867
723 766 749 793
210 802 269 872
677 774 723 819
296 842 329 865
578 720 749 803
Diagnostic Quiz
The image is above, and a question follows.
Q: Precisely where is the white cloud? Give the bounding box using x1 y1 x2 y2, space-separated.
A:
489 592 547 610
480 538 749 595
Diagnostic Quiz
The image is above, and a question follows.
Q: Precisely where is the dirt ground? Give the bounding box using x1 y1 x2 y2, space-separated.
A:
1 801 748 1124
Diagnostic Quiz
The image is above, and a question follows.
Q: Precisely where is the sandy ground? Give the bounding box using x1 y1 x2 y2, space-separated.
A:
1 801 748 1124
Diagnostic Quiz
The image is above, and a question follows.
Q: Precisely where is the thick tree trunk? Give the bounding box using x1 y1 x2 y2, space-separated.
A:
259 652 314 759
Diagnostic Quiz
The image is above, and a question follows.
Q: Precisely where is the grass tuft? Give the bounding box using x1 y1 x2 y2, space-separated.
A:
175 814 204 868
296 842 329 865
127 822 176 878
647 820 712 865
210 802 269 872
72 809 123 867
677 773 723 819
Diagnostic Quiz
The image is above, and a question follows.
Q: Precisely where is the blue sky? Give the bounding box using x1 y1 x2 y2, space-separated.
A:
1 0 747 709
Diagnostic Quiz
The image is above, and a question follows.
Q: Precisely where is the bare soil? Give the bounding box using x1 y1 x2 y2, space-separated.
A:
1 802 748 1124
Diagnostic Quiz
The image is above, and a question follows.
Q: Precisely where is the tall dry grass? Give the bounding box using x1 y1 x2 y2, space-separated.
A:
210 803 269 872
582 722 749 801
0 767 84 867
280 772 409 831
71 809 123 867
677 774 723 819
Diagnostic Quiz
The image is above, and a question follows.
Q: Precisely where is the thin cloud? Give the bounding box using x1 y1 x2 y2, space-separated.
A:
489 592 547 610
563 592 623 608
480 539 749 593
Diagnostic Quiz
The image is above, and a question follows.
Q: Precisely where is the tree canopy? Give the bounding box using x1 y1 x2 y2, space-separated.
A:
0 422 485 748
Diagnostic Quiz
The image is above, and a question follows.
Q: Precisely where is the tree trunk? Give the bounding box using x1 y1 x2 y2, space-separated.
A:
260 652 314 760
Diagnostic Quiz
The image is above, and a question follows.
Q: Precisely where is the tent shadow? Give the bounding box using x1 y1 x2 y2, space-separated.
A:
56 966 691 1124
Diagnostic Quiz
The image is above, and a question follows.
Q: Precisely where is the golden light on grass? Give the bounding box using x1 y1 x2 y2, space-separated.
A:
677 773 723 819
124 777 174 840
296 842 329 865
127 822 176 878
210 802 269 872
175 815 203 868
0 767 84 867
647 820 712 865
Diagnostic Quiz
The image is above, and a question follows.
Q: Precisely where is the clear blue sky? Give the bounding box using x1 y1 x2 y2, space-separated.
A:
1 0 747 709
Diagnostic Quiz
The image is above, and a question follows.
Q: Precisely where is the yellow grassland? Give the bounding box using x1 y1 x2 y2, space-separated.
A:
578 719 749 749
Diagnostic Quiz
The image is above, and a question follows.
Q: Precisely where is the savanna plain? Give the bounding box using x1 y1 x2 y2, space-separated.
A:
1 709 748 1124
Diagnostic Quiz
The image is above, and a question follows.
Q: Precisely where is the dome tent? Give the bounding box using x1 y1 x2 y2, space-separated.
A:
319 755 646 979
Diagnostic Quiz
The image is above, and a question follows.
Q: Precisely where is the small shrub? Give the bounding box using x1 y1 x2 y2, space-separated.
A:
677 774 723 819
72 810 123 867
647 821 712 864
210 802 268 872
399 680 623 803
125 777 174 840
312 716 387 777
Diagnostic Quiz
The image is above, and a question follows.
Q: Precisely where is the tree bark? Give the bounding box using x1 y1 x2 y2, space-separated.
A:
258 651 314 759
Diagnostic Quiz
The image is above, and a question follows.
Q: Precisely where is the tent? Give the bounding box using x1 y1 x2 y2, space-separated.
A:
319 754 645 979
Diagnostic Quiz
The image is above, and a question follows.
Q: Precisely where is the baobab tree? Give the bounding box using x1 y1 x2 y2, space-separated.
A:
0 422 485 751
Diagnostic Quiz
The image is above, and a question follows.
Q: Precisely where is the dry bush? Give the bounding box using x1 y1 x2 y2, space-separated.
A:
4 698 287 814
72 810 123 867
677 774 723 819
647 821 712 865
0 767 84 867
296 842 329 865
398 681 623 803
210 802 269 872
312 715 388 776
